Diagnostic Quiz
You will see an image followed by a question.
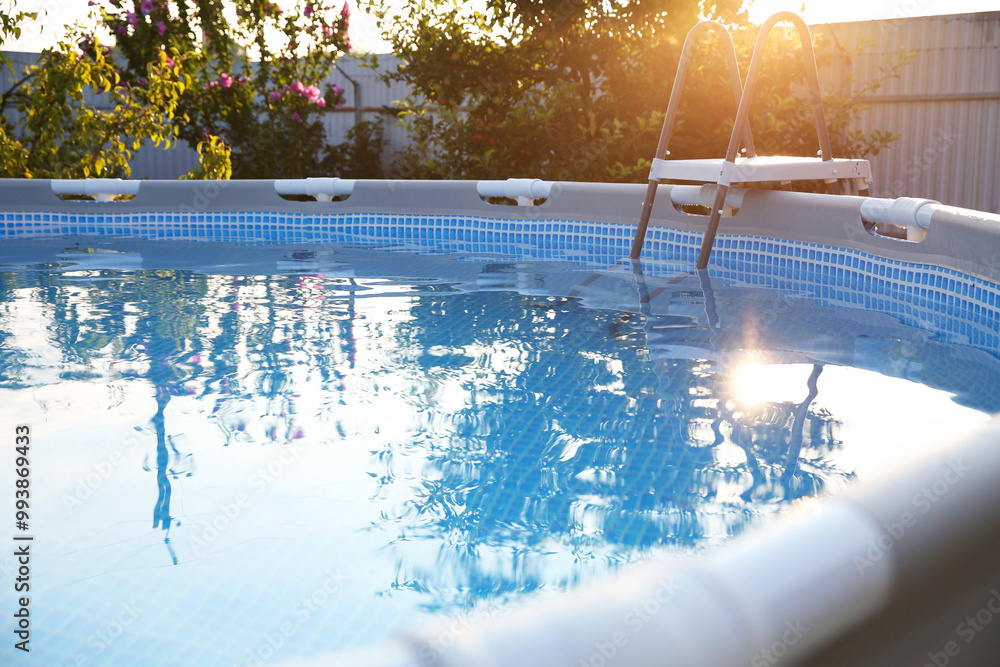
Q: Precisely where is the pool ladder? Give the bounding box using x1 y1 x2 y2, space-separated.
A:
630 11 874 268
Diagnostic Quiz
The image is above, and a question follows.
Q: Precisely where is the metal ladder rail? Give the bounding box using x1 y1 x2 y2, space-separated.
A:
630 20 756 260
695 11 836 269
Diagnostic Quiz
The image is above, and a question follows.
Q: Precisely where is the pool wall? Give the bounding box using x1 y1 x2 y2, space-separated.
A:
2 178 1000 283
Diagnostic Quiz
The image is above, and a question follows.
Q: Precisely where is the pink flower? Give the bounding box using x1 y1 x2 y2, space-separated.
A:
291 81 305 94
305 84 320 100
269 91 281 101
291 112 302 123
219 73 233 89
341 1 350 19
163 55 174 67
140 0 153 15
127 12 138 27
316 98 326 108
304 4 313 17
156 21 166 36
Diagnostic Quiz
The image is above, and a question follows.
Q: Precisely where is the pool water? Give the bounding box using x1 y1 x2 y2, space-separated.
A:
1 238 997 666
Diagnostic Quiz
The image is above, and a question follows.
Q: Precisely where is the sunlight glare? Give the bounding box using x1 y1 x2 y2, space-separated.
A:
732 362 807 405
729 362 990 480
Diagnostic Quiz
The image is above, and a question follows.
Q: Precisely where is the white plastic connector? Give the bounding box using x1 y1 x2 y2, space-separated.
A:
51 179 141 202
476 178 551 204
860 196 940 241
669 184 746 209
274 177 355 201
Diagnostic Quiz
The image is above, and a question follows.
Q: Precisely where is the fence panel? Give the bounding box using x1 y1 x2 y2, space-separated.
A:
817 11 1000 213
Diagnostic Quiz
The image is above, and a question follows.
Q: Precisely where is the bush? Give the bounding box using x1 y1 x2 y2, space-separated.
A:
97 0 352 178
0 8 225 179
362 0 911 186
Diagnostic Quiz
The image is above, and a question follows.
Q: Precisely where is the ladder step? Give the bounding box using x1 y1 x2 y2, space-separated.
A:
649 157 873 186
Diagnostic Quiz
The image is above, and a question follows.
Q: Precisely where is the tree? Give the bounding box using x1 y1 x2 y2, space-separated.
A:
361 0 911 184
0 7 228 179
96 0 352 178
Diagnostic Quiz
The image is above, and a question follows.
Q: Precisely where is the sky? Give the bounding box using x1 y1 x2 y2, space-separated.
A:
3 0 394 53
3 0 999 55
745 0 1000 24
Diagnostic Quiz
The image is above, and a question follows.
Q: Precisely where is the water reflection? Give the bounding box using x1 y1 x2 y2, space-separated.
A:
0 242 998 635
371 265 859 609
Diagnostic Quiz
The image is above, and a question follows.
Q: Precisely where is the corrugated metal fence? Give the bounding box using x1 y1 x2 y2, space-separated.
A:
816 11 1000 213
323 54 410 172
3 12 998 213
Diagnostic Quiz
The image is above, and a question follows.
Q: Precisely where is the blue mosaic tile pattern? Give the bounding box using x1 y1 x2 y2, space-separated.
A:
2 207 1000 666
0 210 639 260
3 208 999 353
705 235 1000 355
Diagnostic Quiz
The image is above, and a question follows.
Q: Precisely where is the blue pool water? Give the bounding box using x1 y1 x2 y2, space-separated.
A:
1 234 999 666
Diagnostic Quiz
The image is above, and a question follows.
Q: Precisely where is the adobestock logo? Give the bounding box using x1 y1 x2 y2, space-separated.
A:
750 619 811 667
922 588 1000 667
855 458 969 575
578 578 680 667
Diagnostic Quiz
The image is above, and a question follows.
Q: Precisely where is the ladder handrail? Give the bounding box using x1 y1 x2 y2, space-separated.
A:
695 12 836 269
719 11 833 170
653 20 757 163
630 20 754 260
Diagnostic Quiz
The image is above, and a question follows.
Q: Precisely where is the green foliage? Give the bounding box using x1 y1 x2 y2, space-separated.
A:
320 119 387 178
182 135 233 180
1 6 36 45
0 30 188 178
1 3 913 185
0 7 230 179
98 0 352 178
363 1 911 185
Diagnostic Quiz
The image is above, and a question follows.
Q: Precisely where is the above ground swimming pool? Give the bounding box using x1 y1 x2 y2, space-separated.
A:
2 179 1000 666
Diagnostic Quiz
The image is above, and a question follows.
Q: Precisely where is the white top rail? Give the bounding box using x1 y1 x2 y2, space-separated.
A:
51 179 141 201
273 177 356 201
476 178 552 202
860 196 938 230
860 196 941 242
668 184 747 209
670 186 947 241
